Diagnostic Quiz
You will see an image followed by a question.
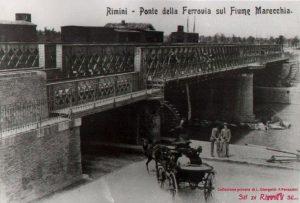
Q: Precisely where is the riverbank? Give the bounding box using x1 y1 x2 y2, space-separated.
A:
86 140 300 171
38 141 300 203
191 140 300 171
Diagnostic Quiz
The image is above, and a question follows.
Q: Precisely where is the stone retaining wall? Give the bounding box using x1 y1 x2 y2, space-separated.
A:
0 71 48 130
0 119 82 203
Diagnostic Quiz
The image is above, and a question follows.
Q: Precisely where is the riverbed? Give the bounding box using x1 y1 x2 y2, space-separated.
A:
189 49 300 153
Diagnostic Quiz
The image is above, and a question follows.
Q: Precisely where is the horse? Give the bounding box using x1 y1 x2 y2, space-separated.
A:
142 138 154 172
142 139 172 173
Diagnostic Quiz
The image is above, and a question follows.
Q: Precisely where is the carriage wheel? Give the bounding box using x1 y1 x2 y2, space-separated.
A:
155 162 162 182
158 168 166 188
160 171 177 197
167 172 178 198
204 173 215 201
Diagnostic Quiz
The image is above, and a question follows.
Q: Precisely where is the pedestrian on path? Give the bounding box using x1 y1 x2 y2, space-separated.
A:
216 130 223 157
210 126 219 157
220 123 231 157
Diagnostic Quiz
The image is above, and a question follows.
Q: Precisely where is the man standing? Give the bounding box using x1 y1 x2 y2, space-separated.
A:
210 126 219 157
220 123 231 157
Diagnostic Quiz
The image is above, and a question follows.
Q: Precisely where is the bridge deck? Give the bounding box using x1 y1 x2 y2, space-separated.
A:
51 88 161 118
148 56 290 83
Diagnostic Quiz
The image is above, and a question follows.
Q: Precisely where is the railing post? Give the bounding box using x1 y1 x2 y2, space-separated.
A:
0 105 2 134
114 76 117 97
56 44 63 70
131 73 134 93
73 81 78 106
134 47 145 90
93 80 97 102
38 44 45 68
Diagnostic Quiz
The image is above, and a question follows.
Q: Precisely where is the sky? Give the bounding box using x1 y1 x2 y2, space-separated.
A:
0 0 299 38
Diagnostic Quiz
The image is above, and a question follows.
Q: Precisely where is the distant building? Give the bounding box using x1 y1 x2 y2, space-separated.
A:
61 20 163 43
61 26 116 43
105 20 163 43
169 25 199 43
0 13 37 42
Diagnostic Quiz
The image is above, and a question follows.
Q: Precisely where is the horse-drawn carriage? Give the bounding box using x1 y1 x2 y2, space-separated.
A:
144 140 215 200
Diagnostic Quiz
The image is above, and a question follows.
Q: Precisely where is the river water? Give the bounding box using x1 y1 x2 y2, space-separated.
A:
188 49 300 153
233 49 300 152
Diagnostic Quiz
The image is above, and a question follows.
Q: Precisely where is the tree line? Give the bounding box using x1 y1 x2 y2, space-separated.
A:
199 33 299 47
37 28 61 43
37 27 299 48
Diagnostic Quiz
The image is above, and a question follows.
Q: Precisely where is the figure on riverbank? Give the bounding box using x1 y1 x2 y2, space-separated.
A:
220 123 231 157
210 126 220 157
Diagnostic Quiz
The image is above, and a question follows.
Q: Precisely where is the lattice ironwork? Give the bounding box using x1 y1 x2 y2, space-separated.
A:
97 77 115 99
63 45 135 78
115 74 132 96
0 43 39 69
77 80 96 104
47 72 140 111
141 44 283 81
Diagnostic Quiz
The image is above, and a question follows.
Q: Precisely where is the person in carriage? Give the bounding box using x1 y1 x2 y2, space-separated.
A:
175 146 210 191
176 146 203 168
188 146 203 165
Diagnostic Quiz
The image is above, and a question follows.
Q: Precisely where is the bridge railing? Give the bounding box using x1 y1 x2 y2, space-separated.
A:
61 44 136 79
0 71 144 132
138 44 284 81
0 42 59 70
0 42 286 80
0 42 39 70
47 71 142 111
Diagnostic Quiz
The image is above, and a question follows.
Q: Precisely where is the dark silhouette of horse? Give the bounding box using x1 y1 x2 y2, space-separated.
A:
142 139 172 173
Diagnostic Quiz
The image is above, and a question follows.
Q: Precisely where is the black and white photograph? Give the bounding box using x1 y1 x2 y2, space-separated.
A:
0 0 299 202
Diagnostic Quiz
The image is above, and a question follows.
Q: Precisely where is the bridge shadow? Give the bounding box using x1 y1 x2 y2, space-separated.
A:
81 144 144 179
254 102 289 122
80 104 145 179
